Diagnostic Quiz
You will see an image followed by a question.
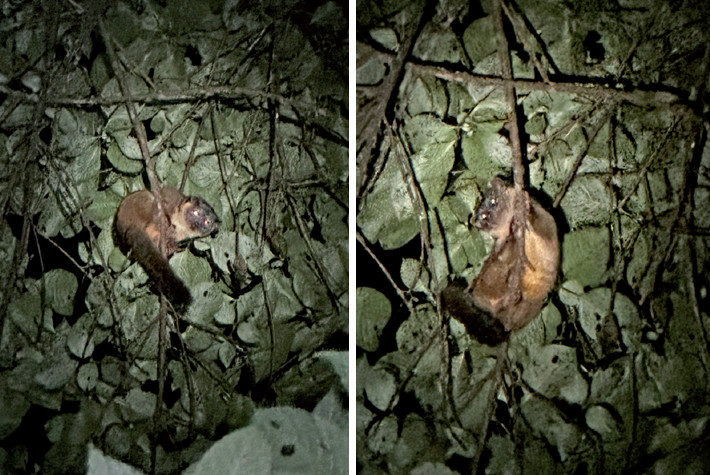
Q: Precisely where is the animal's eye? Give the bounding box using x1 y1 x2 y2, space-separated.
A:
489 197 497 207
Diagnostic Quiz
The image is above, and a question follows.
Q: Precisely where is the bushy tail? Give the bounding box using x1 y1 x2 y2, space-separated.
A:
442 282 509 346
123 228 193 311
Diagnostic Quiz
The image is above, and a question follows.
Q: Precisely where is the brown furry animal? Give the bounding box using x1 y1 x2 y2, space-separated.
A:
114 187 220 310
444 177 559 344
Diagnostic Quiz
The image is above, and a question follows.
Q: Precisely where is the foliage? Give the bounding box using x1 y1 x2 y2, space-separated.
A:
357 0 710 473
0 0 347 473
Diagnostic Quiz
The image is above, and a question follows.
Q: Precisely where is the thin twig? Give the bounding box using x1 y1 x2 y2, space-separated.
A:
98 19 159 192
356 1 431 198
407 62 681 108
553 101 616 208
493 0 524 188
356 231 413 314
471 340 509 473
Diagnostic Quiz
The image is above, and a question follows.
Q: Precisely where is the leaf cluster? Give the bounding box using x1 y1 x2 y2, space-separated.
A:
356 0 710 473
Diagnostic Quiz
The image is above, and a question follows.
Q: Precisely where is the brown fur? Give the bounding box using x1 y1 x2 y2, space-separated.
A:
114 187 220 310
444 177 559 343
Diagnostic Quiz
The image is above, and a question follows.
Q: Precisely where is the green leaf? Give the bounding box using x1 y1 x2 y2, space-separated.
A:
370 28 399 50
462 16 497 64
67 325 94 359
522 344 588 405
119 388 156 422
106 142 143 174
78 227 114 267
171 251 212 288
521 397 585 462
70 141 101 196
406 76 443 117
35 343 77 391
357 154 419 249
292 255 332 310
0 386 31 439
356 287 392 352
188 154 221 188
411 140 456 207
36 192 67 238
210 231 237 274
8 286 44 337
119 296 159 358
396 307 437 354
585 405 621 439
86 190 122 229
485 436 516 475
413 26 465 64
218 342 238 368
187 282 235 326
236 320 261 345
559 176 612 227
315 351 348 393
461 121 511 185
561 226 609 287
77 363 99 392
359 117 456 249
400 257 429 291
